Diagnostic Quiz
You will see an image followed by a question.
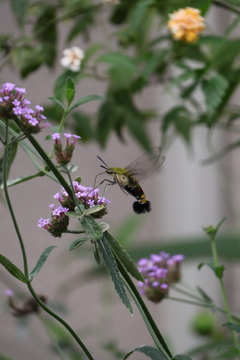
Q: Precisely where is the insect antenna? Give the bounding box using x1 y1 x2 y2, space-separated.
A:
97 156 109 170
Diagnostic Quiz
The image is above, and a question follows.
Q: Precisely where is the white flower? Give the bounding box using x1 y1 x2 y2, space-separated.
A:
60 46 85 72
102 0 120 4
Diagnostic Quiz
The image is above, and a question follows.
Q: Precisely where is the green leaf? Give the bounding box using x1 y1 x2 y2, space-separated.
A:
68 95 104 113
172 355 193 360
0 142 18 187
84 205 104 215
127 115 151 150
198 261 225 278
10 0 29 28
66 211 82 219
33 3 57 67
162 107 192 143
124 345 167 360
71 112 94 142
105 232 144 282
98 236 132 313
29 246 56 281
93 241 101 265
129 0 155 31
98 222 110 232
196 286 213 303
0 254 28 283
54 70 78 102
223 323 240 333
65 77 75 107
80 215 103 240
96 101 114 147
48 97 65 111
11 46 43 78
201 74 228 116
68 237 90 251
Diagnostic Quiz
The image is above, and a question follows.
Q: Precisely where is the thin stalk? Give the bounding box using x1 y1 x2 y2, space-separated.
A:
3 120 29 277
172 285 207 303
116 258 172 359
63 230 85 234
27 283 94 360
210 235 240 354
168 296 240 323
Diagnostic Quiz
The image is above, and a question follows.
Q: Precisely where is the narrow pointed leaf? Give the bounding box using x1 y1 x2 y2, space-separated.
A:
84 205 104 215
98 236 132 313
196 286 213 303
223 323 240 333
80 215 103 240
65 77 75 107
68 237 90 251
124 345 167 360
93 241 101 265
105 231 144 282
201 74 228 116
0 142 18 187
29 246 56 281
0 254 28 283
68 95 104 112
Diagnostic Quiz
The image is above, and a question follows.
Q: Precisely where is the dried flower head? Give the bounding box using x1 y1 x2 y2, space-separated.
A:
137 252 184 303
60 47 85 72
0 83 50 134
168 7 205 43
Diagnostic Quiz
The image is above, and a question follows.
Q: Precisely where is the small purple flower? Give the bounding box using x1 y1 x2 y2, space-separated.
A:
5 289 14 297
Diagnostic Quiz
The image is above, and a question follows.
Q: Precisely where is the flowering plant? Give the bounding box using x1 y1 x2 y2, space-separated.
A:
1 1 240 360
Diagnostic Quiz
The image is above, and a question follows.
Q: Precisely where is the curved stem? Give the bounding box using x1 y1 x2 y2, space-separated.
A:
28 284 94 360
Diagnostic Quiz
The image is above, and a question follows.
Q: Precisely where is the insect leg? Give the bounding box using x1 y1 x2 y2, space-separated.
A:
94 171 107 189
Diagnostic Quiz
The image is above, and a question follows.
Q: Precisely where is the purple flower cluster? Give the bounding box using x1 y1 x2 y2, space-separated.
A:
38 181 111 237
0 83 49 134
137 252 185 303
51 133 81 165
54 181 111 217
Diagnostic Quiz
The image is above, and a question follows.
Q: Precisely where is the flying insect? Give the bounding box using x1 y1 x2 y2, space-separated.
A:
95 147 165 214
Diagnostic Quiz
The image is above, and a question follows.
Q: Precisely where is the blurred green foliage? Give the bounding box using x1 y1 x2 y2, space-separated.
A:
1 0 240 156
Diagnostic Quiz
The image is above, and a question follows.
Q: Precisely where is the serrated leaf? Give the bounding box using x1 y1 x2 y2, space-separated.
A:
162 107 192 143
80 215 103 240
11 46 43 78
0 254 28 283
130 0 155 31
127 115 151 150
54 70 78 102
65 77 75 107
93 241 101 265
48 97 65 111
96 101 114 147
201 74 228 116
98 236 132 313
11 0 29 28
84 205 104 215
29 246 56 281
105 232 144 282
68 237 90 251
68 95 104 113
223 323 240 333
173 355 193 360
124 345 167 360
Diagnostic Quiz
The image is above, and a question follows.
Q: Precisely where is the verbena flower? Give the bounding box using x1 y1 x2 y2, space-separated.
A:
167 7 205 43
38 181 111 237
60 46 85 72
137 252 184 303
0 83 50 134
51 133 81 165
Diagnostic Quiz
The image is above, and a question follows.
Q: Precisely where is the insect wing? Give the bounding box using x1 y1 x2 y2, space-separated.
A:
124 147 165 183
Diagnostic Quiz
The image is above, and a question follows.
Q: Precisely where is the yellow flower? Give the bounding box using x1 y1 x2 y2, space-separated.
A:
168 7 205 43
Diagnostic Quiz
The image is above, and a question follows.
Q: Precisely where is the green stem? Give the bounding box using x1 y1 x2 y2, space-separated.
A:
49 109 69 158
27 284 94 360
210 235 240 354
63 230 85 234
116 258 172 359
13 117 74 200
3 120 29 277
